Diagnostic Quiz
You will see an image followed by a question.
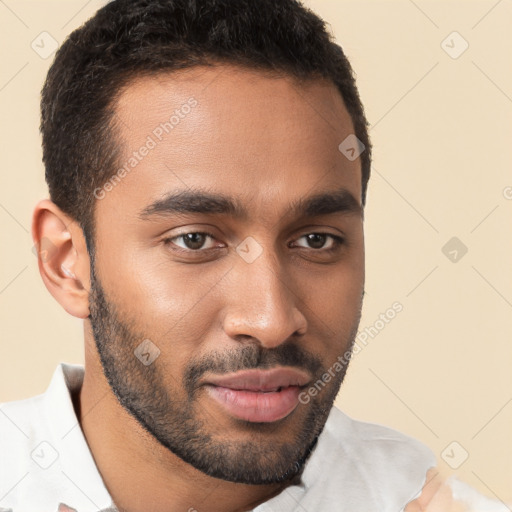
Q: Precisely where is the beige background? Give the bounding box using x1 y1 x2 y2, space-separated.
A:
1 0 511 502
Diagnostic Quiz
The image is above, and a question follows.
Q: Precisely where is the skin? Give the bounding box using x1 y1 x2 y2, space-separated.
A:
33 65 367 512
404 469 466 512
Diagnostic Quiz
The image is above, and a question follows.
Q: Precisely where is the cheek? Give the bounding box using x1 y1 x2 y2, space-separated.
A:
104 240 215 309
295 255 364 357
97 247 227 369
304 269 362 336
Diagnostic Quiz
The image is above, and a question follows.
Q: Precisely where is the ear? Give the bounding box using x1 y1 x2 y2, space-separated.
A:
32 199 91 319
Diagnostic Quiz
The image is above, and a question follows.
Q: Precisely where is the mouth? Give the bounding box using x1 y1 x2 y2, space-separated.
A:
202 367 311 423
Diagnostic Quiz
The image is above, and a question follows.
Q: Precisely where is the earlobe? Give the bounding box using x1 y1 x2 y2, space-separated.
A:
32 199 91 319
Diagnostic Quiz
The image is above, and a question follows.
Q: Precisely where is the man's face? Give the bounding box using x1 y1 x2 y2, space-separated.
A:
88 65 365 485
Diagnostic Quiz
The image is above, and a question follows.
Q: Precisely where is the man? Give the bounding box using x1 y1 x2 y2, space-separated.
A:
0 0 492 511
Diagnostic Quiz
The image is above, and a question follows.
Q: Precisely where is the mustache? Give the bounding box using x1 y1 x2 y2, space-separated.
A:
183 342 325 397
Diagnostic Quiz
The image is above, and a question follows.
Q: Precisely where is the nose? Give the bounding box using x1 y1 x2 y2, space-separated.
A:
222 248 308 349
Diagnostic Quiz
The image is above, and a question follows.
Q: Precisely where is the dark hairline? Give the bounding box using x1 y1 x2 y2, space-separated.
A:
41 0 372 257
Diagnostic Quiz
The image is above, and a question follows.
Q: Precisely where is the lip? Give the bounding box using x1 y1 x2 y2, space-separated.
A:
202 367 311 423
203 367 311 391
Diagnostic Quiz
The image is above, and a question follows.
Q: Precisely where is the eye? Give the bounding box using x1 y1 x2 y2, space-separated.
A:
293 233 344 251
164 231 218 251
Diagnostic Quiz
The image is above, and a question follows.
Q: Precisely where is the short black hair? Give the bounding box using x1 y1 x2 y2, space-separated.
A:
40 0 371 250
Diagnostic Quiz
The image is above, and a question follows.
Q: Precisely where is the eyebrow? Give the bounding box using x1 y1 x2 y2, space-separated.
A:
138 187 362 221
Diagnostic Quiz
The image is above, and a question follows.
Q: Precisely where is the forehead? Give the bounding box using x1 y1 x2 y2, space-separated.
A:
100 65 362 224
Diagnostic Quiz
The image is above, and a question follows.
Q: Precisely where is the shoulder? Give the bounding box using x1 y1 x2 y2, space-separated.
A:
0 363 79 476
329 406 435 462
296 407 436 511
0 364 113 512
0 363 84 448
325 406 436 479
0 382 54 508
0 385 48 463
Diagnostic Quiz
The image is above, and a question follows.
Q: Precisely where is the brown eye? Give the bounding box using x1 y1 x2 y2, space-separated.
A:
166 232 217 251
306 233 327 249
294 233 343 250
181 233 208 250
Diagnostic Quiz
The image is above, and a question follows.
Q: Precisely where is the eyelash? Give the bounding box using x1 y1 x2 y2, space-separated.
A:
162 231 345 254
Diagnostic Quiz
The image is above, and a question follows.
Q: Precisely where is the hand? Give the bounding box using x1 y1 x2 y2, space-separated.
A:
405 468 467 512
